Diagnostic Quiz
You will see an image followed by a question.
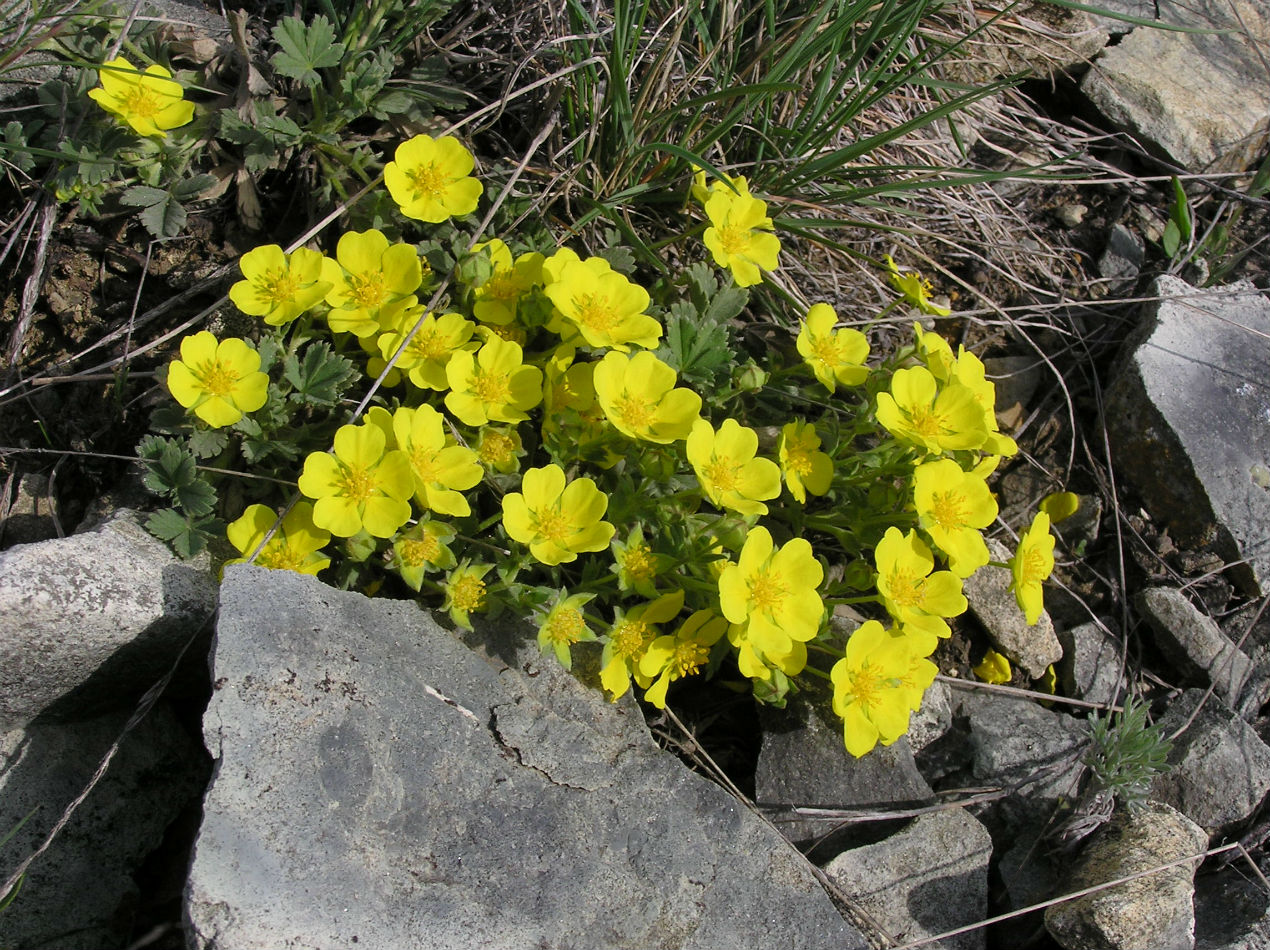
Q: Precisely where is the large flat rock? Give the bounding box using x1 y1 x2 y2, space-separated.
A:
187 567 869 949
1106 277 1270 595
1079 0 1270 171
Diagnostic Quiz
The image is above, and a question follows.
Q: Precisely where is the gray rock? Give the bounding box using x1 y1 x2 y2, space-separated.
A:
1194 863 1270 949
907 677 953 754
1105 277 1270 596
964 539 1063 679
1058 621 1126 706
1137 587 1252 705
823 809 994 950
961 690 1088 803
1059 493 1103 551
0 472 58 547
1080 0 1270 172
1098 223 1146 282
1044 801 1207 950
187 567 869 950
0 703 207 950
757 684 933 848
1151 689 1270 836
1055 203 1089 228
982 355 1041 432
0 509 217 732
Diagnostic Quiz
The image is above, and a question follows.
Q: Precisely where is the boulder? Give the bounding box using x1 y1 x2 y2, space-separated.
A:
1045 801 1207 950
0 509 217 732
823 809 994 950
1136 588 1252 706
187 566 870 950
964 539 1063 678
1080 0 1270 171
1105 277 1270 596
1058 621 1125 707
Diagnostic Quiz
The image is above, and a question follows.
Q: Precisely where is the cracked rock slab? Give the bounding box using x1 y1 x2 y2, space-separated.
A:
187 567 868 950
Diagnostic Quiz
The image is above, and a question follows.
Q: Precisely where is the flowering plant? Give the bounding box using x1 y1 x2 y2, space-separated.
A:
141 133 1057 758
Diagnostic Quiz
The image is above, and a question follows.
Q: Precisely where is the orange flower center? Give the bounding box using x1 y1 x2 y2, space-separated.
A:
717 225 750 256
449 574 486 612
621 543 656 582
347 270 388 309
399 534 442 567
613 392 654 430
123 85 163 119
471 368 511 405
544 607 586 646
670 640 710 679
257 542 304 572
407 162 447 199
198 361 238 398
337 464 377 505
611 619 652 659
573 293 619 333
258 268 301 306
928 490 968 530
478 430 516 467
887 568 924 608
533 507 571 542
702 458 739 493
749 569 787 614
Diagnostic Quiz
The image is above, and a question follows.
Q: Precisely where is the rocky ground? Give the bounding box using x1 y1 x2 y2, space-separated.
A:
2 0 1270 948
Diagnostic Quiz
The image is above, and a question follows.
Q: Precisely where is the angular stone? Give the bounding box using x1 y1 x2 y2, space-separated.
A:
0 704 207 950
1079 0 1270 171
1044 801 1207 950
1105 277 1270 596
961 691 1088 801
1136 587 1252 705
964 539 1063 678
907 678 953 754
824 809 994 950
757 684 932 847
1058 621 1125 706
1151 690 1270 836
187 567 869 950
0 510 217 732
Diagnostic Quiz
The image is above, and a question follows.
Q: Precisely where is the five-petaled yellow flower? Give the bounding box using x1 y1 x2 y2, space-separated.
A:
89 57 194 138
592 351 702 444
501 464 615 566
225 502 330 576
297 423 414 538
377 310 476 391
230 245 331 326
719 526 824 667
874 527 967 653
778 420 833 503
321 229 422 337
885 255 950 317
471 239 545 326
831 620 916 757
166 331 268 428
687 418 781 516
1010 511 1055 624
912 458 998 577
391 405 483 516
639 609 729 708
544 256 662 351
702 176 781 287
385 134 483 223
796 303 869 393
599 590 684 700
875 366 987 456
445 334 543 426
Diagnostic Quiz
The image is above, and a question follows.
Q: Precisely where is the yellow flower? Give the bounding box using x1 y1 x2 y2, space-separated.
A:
321 229 422 337
874 527 967 653
610 526 668 599
442 560 492 630
949 348 1018 457
686 418 781 516
1040 492 1080 524
702 178 781 287
225 502 330 576
297 422 414 538
384 133 483 223
718 526 824 665
893 629 939 711
88 57 194 138
166 331 268 428
778 420 833 503
912 458 998 577
537 590 598 670
600 591 684 701
728 619 809 683
885 255 951 317
391 518 458 590
912 322 955 381
445 334 543 426
593 350 702 444
639 609 729 708
831 620 916 757
543 256 661 351
795 303 869 393
471 240 545 326
1010 511 1055 624
390 405 483 516
973 649 1012 685
501 464 615 566
377 310 476 391
229 245 331 326
875 366 987 455
475 426 525 474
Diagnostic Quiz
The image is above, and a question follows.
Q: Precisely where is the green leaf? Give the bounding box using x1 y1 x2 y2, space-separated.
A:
120 185 187 239
173 174 218 202
703 284 747 324
270 14 346 87
1162 219 1180 258
188 427 229 459
283 341 357 406
144 508 217 559
1168 175 1192 243
138 435 197 496
173 477 217 518
1 121 35 174
656 307 734 389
